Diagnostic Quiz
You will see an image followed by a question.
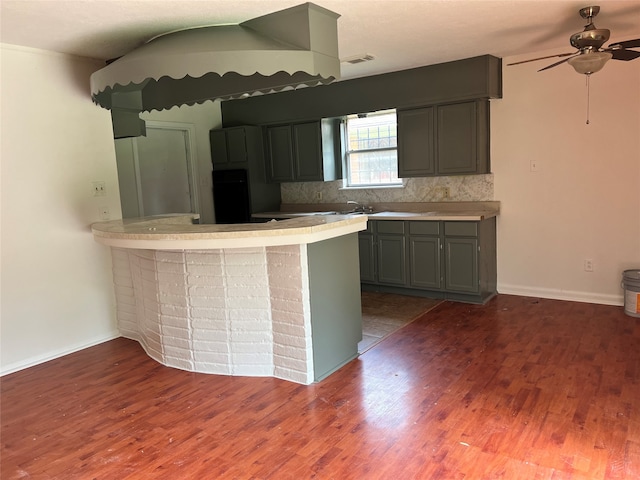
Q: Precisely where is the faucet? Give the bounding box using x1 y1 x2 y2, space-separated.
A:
345 200 374 214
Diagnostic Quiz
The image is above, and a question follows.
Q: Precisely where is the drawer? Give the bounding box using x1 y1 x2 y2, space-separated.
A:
376 220 405 235
444 221 478 237
409 221 439 236
362 221 374 233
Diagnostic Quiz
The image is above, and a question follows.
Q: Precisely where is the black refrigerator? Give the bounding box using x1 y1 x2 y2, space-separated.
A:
212 169 251 224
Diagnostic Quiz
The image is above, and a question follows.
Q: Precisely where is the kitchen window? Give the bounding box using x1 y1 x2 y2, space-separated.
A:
344 109 401 188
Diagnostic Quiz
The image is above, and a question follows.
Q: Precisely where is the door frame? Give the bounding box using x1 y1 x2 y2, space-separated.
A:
131 120 200 217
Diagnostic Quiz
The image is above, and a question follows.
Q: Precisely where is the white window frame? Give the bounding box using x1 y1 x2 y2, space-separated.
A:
342 109 402 189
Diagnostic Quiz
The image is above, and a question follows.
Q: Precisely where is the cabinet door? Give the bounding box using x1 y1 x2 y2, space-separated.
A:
377 234 406 286
225 128 249 164
293 122 324 181
210 130 229 168
210 128 249 169
444 237 479 293
265 125 295 182
409 236 441 289
437 102 478 175
358 233 376 283
397 107 435 177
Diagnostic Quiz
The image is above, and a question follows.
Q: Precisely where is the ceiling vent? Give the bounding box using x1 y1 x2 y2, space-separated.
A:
341 54 375 65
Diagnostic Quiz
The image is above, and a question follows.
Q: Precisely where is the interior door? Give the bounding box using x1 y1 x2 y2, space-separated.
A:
134 124 197 216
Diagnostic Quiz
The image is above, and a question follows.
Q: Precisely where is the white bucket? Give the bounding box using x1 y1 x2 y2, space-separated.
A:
622 269 640 318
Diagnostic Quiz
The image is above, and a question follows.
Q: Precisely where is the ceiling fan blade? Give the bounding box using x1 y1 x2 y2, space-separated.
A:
610 49 640 61
507 52 575 66
537 55 577 72
609 38 640 49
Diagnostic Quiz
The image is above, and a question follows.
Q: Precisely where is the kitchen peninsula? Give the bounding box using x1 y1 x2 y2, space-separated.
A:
92 214 367 385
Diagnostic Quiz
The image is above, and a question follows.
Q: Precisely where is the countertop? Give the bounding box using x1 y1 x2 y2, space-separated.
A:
254 201 500 222
91 213 368 250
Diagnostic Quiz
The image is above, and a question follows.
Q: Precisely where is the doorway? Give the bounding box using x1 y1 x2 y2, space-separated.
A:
115 121 200 218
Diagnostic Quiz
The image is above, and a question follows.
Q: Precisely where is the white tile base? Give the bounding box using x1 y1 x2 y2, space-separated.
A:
111 246 314 384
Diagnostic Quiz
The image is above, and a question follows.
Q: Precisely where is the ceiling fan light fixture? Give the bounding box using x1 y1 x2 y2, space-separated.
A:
567 51 612 74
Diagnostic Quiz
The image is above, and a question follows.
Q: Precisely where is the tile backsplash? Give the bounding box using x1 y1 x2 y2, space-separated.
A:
281 174 493 204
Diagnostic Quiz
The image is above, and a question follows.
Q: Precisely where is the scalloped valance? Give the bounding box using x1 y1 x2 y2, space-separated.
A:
89 3 340 137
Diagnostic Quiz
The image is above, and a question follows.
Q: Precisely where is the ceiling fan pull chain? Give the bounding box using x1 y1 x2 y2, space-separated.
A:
585 74 591 125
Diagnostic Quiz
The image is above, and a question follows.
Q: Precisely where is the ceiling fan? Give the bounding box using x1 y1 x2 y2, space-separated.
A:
508 5 640 75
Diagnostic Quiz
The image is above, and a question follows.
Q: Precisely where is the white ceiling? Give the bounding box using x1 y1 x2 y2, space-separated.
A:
1 0 639 80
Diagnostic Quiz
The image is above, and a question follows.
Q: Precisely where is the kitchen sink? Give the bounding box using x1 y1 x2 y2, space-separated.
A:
369 211 436 218
337 210 369 215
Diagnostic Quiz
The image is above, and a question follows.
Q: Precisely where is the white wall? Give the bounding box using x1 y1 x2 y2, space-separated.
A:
0 45 122 374
492 50 640 305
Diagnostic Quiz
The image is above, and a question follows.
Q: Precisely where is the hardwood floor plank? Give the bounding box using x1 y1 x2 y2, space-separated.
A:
2 294 639 479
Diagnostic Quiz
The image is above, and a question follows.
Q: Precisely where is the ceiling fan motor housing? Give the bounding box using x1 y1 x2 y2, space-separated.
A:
570 29 610 50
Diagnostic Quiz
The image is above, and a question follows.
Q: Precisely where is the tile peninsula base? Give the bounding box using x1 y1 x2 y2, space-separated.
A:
111 236 362 385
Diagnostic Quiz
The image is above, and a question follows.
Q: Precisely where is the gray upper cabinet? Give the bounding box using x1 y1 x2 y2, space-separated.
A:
293 122 324 181
437 101 485 175
398 99 489 177
397 107 435 177
210 127 250 168
265 125 295 181
265 119 341 183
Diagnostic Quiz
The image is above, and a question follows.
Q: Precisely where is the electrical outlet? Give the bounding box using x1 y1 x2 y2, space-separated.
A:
315 191 323 201
99 206 110 220
92 181 106 196
442 187 451 199
584 259 594 272
530 160 539 172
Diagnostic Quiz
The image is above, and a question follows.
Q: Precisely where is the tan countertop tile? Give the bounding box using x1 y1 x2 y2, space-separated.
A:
91 214 368 250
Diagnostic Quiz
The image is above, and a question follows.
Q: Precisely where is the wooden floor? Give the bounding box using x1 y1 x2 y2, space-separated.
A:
2 295 639 479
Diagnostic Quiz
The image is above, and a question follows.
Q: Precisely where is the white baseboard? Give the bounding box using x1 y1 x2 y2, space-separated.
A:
497 283 624 306
0 331 121 377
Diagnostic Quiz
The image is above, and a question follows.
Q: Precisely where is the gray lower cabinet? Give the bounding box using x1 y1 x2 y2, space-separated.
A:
358 227 376 283
397 99 489 177
443 223 477 294
360 218 496 304
360 220 407 286
377 235 406 286
408 221 441 289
